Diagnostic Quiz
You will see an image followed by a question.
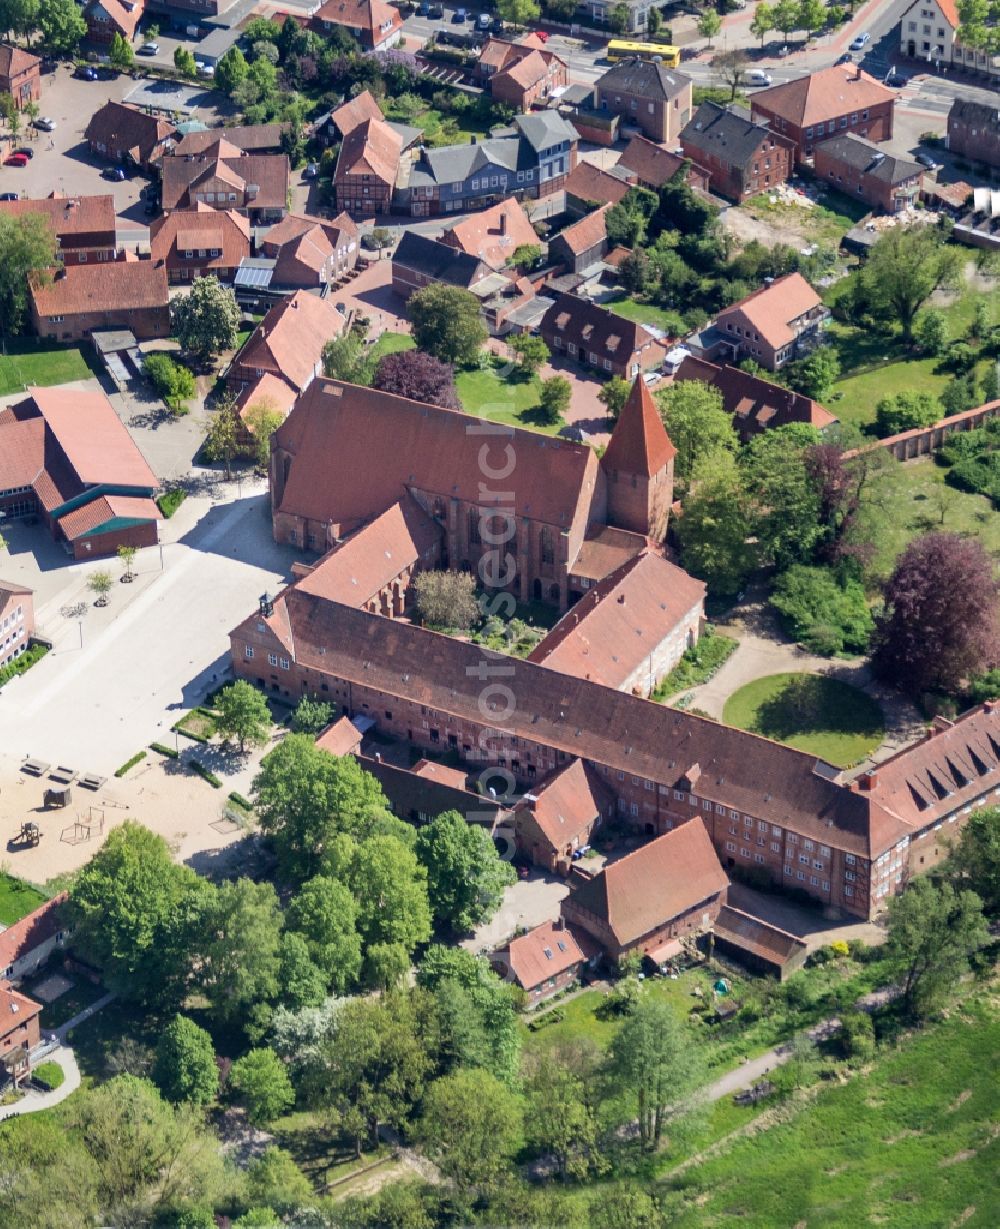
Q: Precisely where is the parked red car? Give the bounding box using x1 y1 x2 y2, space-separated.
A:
533 29 549 41
3 152 29 167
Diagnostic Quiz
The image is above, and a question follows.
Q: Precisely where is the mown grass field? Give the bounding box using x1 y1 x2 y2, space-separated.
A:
455 363 561 434
0 342 90 396
0 873 48 926
663 995 1000 1228
368 331 414 363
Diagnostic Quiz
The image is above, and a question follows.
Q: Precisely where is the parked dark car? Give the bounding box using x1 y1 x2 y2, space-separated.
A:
0 192 19 201
96 66 118 80
13 147 33 159
103 166 127 181
75 66 98 80
428 2 443 13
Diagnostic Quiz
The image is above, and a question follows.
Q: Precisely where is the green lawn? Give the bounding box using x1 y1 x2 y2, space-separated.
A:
455 363 560 434
368 331 414 362
0 873 47 926
663 996 1000 1228
607 295 681 332
653 631 739 703
0 341 90 397
722 673 885 768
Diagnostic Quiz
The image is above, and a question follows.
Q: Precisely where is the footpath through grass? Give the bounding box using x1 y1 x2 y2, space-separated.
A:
722 673 885 768
0 341 90 396
663 995 1000 1228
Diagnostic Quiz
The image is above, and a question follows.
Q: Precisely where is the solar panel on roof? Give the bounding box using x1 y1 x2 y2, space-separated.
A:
234 264 274 289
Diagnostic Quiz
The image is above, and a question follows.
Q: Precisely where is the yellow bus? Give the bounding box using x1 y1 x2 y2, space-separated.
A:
606 40 681 67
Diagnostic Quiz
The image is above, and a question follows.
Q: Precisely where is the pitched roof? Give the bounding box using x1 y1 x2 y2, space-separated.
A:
529 549 704 689
815 133 922 184
552 204 609 259
0 894 68 970
331 89 385 136
263 211 358 252
0 193 115 240
316 715 364 757
519 756 614 851
713 905 807 966
496 49 551 92
563 160 633 206
673 355 836 440
0 983 42 1035
680 101 786 169
30 261 168 319
602 373 676 476
0 580 32 598
514 110 579 152
715 272 822 350
0 42 39 78
479 36 521 72
85 0 143 40
751 64 895 128
569 525 648 581
903 0 957 27
161 151 290 210
948 98 1000 134
84 101 175 162
393 231 486 289
498 920 585 990
296 496 441 607
541 293 658 365
564 820 727 946
236 291 345 391
596 58 692 102
236 372 298 428
618 134 691 188
440 198 538 270
233 594 910 856
168 123 288 157
313 0 402 37
150 204 250 270
57 494 162 542
856 703 1000 832
335 117 402 185
273 377 599 534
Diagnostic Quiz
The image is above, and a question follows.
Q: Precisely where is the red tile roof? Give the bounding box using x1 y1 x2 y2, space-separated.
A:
673 355 836 439
236 373 298 429
235 291 345 392
86 0 142 40
542 293 659 368
313 0 402 41
0 43 39 79
751 64 895 129
564 821 728 947
296 495 441 606
169 124 288 157
553 204 609 258
57 494 161 542
529 549 704 689
520 757 614 851
617 135 690 188
161 150 290 211
0 894 68 970
569 526 648 582
84 101 175 164
715 272 822 350
497 920 585 990
602 373 676 477
316 715 364 756
563 160 633 206
335 117 402 186
496 48 550 92
412 759 470 790
440 198 538 270
27 387 159 491
30 261 168 319
150 203 250 272
0 193 115 242
0 983 41 1036
330 89 385 136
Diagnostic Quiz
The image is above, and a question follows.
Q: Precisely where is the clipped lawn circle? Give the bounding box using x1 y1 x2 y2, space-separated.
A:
722 673 885 768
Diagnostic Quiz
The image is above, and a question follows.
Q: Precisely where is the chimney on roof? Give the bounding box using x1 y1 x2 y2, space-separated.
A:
617 593 626 604
931 715 954 733
856 771 879 791
855 63 862 80
499 209 506 236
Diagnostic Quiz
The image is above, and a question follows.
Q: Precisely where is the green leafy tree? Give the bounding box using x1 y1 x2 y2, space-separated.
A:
786 346 840 401
589 1185 661 1229
537 374 572 424
608 2 629 33
196 878 282 1026
242 397 284 470
321 331 376 385
415 810 516 934
915 309 948 355
647 6 662 37
884 879 988 1018
874 391 940 436
941 372 979 416
741 424 821 566
364 941 411 991
838 1010 876 1062
37 0 85 53
0 0 38 39
697 6 722 46
599 376 631 423
67 823 210 1006
798 0 827 35
87 569 113 607
0 213 58 340
289 694 334 734
216 46 250 95
229 1049 295 1125
215 679 271 753
770 564 873 655
772 0 801 42
751 0 775 44
202 399 240 481
409 283 487 366
508 243 541 270
417 1068 523 1195
347 834 433 959
172 276 240 360
497 0 539 25
675 451 754 595
252 734 392 882
606 997 702 1150
277 930 328 1010
109 31 134 70
656 378 737 486
174 47 198 77
245 1147 312 1217
508 332 550 378
413 569 480 630
286 875 362 992
946 807 1000 917
117 543 137 583
152 1015 218 1105
861 227 962 340
144 353 196 414
524 1047 605 1180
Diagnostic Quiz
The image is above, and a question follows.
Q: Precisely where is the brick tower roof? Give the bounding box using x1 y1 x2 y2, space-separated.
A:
602 374 675 477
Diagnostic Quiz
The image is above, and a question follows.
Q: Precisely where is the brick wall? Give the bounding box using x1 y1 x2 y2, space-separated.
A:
70 519 158 561
33 303 170 342
843 398 1000 462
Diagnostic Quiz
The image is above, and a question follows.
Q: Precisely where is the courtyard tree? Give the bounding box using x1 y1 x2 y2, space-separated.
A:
884 879 988 1019
915 308 948 356
713 49 748 100
417 1068 523 1198
346 834 433 959
408 283 486 366
785 346 840 401
289 694 334 734
172 276 241 362
697 7 721 47
277 931 328 1011
508 333 550 379
214 679 271 753
0 213 57 341
252 734 393 881
860 227 961 340
874 391 940 437
117 544 137 583
413 569 479 630
245 1147 313 1217
524 1046 605 1181
674 451 755 595
202 398 240 480
174 46 198 77
372 349 460 408
946 807 1000 917
242 397 284 469
508 242 542 271
144 353 196 415
87 570 113 607
195 878 282 1027
152 1016 218 1106
741 424 822 567
537 374 572 424
606 996 702 1150
228 1049 295 1125
415 809 517 934
321 331 376 385
285 875 363 993
216 46 250 96
37 0 86 54
109 31 134 70
656 378 737 486
871 532 1000 696
599 376 631 422
750 0 775 45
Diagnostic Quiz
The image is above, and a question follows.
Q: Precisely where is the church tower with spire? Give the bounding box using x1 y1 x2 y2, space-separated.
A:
600 374 676 541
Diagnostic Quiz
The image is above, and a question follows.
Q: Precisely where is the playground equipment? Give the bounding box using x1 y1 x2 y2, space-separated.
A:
43 786 72 809
13 822 40 848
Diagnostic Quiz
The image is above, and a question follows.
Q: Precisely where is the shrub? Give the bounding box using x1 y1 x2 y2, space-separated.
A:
157 489 186 518
190 759 223 788
770 565 873 656
227 791 253 811
149 742 179 758
32 1062 64 1091
0 643 48 689
114 751 147 778
829 939 850 958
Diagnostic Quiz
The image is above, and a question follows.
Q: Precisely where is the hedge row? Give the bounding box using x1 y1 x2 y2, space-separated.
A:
157 489 186 519
0 644 49 690
149 742 179 759
114 751 147 778
227 791 253 811
190 759 223 789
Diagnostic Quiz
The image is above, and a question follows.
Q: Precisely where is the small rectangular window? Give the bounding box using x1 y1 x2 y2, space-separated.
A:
245 645 254 658
267 653 278 666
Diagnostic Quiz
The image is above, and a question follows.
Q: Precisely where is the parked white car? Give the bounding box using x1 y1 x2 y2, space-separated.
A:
33 117 56 132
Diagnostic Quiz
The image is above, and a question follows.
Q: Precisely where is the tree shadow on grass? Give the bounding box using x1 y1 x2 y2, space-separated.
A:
753 675 883 743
